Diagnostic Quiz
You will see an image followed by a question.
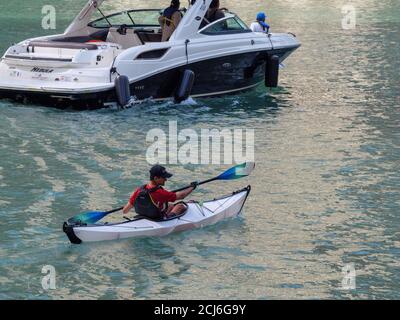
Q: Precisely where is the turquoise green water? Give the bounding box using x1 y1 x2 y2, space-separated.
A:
1 0 400 299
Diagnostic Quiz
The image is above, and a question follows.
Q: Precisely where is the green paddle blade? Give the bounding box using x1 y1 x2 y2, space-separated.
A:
68 206 124 225
217 162 255 180
68 211 108 225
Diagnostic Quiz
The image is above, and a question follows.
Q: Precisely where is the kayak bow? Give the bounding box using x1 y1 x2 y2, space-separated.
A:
63 186 251 244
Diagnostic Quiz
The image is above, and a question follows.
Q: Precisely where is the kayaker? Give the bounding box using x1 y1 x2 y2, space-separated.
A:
250 12 270 33
159 0 183 41
122 165 197 219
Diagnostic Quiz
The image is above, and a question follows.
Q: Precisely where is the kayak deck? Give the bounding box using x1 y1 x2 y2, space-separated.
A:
63 186 251 244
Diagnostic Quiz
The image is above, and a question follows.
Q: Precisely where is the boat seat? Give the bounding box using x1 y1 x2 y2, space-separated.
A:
49 30 109 43
132 202 188 222
106 27 143 49
28 41 99 50
135 30 162 43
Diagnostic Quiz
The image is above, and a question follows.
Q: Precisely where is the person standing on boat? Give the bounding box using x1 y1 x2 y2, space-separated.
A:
122 165 197 219
159 0 183 41
250 12 270 33
200 0 225 28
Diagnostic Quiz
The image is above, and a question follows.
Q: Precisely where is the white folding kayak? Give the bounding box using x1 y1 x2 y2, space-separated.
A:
63 186 251 244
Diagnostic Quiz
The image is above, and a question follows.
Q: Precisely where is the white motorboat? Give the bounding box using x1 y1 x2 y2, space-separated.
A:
0 0 300 109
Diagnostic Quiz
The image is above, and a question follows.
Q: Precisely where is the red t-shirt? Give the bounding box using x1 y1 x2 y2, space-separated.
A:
129 184 177 211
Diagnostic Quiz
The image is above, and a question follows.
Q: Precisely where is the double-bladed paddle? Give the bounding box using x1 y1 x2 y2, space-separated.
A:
67 162 255 225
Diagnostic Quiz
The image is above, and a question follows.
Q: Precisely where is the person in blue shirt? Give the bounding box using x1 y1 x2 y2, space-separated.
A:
250 12 270 33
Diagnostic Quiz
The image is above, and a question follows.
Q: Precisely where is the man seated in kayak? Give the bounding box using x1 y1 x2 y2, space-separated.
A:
122 165 197 220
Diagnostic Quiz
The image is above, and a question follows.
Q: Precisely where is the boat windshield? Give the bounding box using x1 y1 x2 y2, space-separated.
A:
87 0 192 29
200 14 251 34
88 9 162 28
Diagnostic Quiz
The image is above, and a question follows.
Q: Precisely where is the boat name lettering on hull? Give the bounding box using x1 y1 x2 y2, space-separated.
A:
31 67 54 73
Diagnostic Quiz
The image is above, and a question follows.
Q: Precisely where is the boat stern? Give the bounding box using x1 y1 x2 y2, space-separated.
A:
0 40 121 107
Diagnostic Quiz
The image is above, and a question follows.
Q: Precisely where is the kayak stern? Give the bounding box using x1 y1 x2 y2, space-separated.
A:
63 222 82 244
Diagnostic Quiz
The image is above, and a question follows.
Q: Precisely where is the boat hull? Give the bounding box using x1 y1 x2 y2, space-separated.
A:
63 186 251 244
0 47 297 109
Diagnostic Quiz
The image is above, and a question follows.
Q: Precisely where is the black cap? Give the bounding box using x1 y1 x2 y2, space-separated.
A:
150 165 173 179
